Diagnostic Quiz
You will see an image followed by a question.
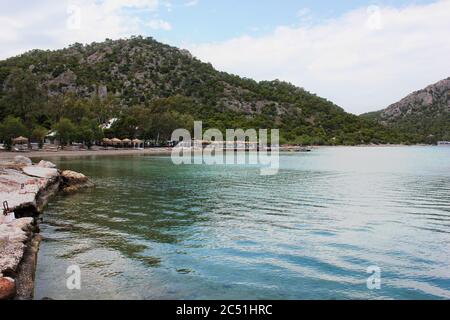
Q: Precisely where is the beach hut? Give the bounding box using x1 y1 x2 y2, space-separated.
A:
12 136 29 144
12 136 29 151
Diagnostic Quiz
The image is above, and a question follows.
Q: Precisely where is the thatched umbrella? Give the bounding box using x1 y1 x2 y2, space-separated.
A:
102 138 111 149
12 136 29 144
122 138 131 148
111 138 122 145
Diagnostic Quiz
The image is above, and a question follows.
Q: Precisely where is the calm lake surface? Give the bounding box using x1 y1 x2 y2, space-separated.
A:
34 147 450 300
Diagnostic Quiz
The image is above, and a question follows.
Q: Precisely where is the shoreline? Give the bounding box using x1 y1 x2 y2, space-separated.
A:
0 148 173 160
0 144 437 161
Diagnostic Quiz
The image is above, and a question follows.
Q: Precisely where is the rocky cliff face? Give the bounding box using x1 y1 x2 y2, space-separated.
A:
379 78 450 123
362 78 450 142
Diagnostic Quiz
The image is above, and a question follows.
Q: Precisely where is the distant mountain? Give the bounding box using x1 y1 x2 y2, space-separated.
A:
362 78 450 143
0 36 401 145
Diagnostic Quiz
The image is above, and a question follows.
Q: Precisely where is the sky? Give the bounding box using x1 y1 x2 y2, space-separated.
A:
1 0 450 114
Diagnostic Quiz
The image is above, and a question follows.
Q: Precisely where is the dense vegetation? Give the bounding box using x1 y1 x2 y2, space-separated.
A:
363 110 450 144
0 36 410 149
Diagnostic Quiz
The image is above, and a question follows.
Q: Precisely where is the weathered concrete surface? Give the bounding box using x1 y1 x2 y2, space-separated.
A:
0 156 92 300
0 218 34 276
14 233 42 300
0 169 40 213
22 166 59 179
0 218 38 300
0 166 58 215
0 157 56 300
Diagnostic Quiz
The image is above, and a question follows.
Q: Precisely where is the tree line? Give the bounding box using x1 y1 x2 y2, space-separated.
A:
0 69 197 150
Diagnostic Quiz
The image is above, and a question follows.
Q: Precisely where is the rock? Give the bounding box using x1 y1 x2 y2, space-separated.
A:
61 170 94 193
13 156 32 166
0 277 16 300
98 85 108 99
61 170 88 184
49 70 76 86
22 166 59 179
36 160 56 169
87 51 106 64
62 179 95 193
180 49 193 59
62 183 93 193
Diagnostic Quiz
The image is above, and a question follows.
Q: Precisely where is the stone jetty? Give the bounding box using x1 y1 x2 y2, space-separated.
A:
0 156 93 300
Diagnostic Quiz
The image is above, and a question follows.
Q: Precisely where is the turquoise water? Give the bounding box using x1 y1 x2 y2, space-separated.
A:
34 147 450 300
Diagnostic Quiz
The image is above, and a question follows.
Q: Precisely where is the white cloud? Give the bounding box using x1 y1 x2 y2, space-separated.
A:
101 0 159 12
297 8 311 18
185 0 199 7
1 0 449 115
190 0 450 114
164 1 173 12
146 18 172 30
0 0 161 59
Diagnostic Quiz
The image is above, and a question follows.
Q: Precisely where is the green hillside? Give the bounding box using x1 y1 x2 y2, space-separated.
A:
0 36 405 147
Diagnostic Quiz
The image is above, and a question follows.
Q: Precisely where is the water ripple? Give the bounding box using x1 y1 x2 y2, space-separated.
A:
35 147 450 300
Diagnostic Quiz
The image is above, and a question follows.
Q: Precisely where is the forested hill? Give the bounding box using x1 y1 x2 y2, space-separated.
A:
361 78 450 144
0 36 404 145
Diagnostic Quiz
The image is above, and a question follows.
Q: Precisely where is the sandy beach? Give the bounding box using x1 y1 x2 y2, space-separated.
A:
0 148 173 160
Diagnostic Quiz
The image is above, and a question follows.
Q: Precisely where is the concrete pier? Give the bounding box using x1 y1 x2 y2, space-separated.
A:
0 156 92 300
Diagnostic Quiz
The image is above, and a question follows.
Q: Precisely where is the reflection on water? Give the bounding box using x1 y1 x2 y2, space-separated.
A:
34 147 450 300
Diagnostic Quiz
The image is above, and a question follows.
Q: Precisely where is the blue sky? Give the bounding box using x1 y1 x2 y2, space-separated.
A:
142 0 436 45
0 0 449 114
